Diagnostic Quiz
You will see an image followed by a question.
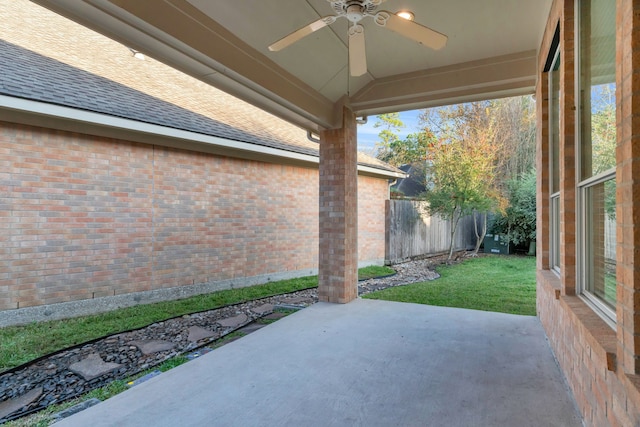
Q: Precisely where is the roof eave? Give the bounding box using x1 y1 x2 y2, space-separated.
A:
0 95 403 180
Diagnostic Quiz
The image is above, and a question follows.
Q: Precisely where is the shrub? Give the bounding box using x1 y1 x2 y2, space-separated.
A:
490 170 536 246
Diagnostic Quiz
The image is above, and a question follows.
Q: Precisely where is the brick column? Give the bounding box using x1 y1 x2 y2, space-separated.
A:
318 106 358 303
616 0 640 374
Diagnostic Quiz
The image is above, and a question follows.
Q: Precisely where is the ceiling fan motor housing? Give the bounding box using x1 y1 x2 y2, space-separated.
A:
345 2 365 22
270 0 447 75
330 0 381 22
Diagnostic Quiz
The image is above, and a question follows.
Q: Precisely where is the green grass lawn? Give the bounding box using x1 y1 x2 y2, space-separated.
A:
1 265 393 372
363 255 537 316
357 265 395 280
0 276 316 372
3 259 534 426
1 259 534 371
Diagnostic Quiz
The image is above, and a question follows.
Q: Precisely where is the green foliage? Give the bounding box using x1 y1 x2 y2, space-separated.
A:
156 355 189 372
421 102 504 258
1 265 382 371
84 379 130 401
378 131 434 168
363 256 536 316
424 140 484 217
0 276 316 371
374 113 404 165
591 85 616 175
490 170 537 246
604 178 616 219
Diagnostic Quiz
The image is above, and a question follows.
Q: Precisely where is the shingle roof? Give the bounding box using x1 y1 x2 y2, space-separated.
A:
0 40 321 157
0 0 399 174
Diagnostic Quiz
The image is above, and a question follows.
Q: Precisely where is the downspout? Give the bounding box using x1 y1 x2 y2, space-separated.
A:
307 131 320 143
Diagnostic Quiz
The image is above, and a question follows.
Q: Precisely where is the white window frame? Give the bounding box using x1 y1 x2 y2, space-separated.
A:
550 193 560 274
577 171 616 328
548 45 561 275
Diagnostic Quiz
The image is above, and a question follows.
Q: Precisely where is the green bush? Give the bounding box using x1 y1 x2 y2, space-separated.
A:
490 170 536 246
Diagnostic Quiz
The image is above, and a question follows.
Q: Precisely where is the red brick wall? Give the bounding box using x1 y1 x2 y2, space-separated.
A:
536 0 640 425
0 120 388 310
538 273 640 426
357 175 387 264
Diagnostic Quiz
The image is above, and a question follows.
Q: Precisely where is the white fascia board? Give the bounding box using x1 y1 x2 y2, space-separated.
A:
357 164 406 179
0 94 317 162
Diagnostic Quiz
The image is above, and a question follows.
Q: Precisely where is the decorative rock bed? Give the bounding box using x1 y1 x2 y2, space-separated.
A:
0 257 445 423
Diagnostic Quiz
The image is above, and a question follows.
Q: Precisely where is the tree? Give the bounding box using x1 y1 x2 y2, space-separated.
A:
380 131 434 168
490 96 537 184
375 98 536 258
591 84 616 175
421 102 505 258
373 113 404 165
423 137 500 260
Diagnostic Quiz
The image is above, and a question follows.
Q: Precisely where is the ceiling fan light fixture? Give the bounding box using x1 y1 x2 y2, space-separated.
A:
396 10 415 21
268 1 448 76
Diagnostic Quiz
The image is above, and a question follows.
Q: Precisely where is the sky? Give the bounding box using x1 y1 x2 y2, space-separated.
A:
356 109 423 154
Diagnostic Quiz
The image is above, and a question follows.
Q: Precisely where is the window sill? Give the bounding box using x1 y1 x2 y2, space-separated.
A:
539 269 561 299
539 270 616 371
560 294 617 371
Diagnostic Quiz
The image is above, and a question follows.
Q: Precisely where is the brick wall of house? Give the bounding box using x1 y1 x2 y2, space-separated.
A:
536 0 640 425
357 174 388 265
538 273 640 426
0 120 388 311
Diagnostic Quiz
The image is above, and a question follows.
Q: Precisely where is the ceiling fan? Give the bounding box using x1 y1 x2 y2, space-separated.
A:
268 0 447 77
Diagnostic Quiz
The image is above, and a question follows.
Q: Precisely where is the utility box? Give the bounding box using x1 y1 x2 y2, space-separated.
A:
483 234 513 255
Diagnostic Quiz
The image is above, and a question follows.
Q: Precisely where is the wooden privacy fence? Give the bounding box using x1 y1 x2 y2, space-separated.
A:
385 199 476 263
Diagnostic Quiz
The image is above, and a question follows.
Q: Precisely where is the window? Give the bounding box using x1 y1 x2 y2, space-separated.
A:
577 0 616 323
583 176 616 308
549 45 561 272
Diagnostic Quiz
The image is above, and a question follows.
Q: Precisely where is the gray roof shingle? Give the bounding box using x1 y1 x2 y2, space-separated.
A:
0 40 320 157
0 0 399 174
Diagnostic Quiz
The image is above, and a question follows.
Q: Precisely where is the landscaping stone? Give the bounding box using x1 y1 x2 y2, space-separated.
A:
0 387 42 420
187 326 216 342
216 313 248 328
282 296 308 304
128 340 176 355
52 397 101 421
0 257 454 423
263 312 287 320
185 347 213 360
251 303 273 315
68 353 122 381
238 323 267 334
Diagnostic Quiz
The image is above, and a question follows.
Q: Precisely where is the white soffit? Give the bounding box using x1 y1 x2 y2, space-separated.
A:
31 0 552 130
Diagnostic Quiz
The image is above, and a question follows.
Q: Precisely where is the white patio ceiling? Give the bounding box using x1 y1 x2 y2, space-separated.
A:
31 0 552 132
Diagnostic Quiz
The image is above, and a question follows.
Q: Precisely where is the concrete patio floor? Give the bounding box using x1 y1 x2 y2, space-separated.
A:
55 299 582 427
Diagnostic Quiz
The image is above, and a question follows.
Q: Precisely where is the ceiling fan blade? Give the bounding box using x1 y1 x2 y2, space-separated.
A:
268 16 336 52
349 24 367 76
375 11 447 50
